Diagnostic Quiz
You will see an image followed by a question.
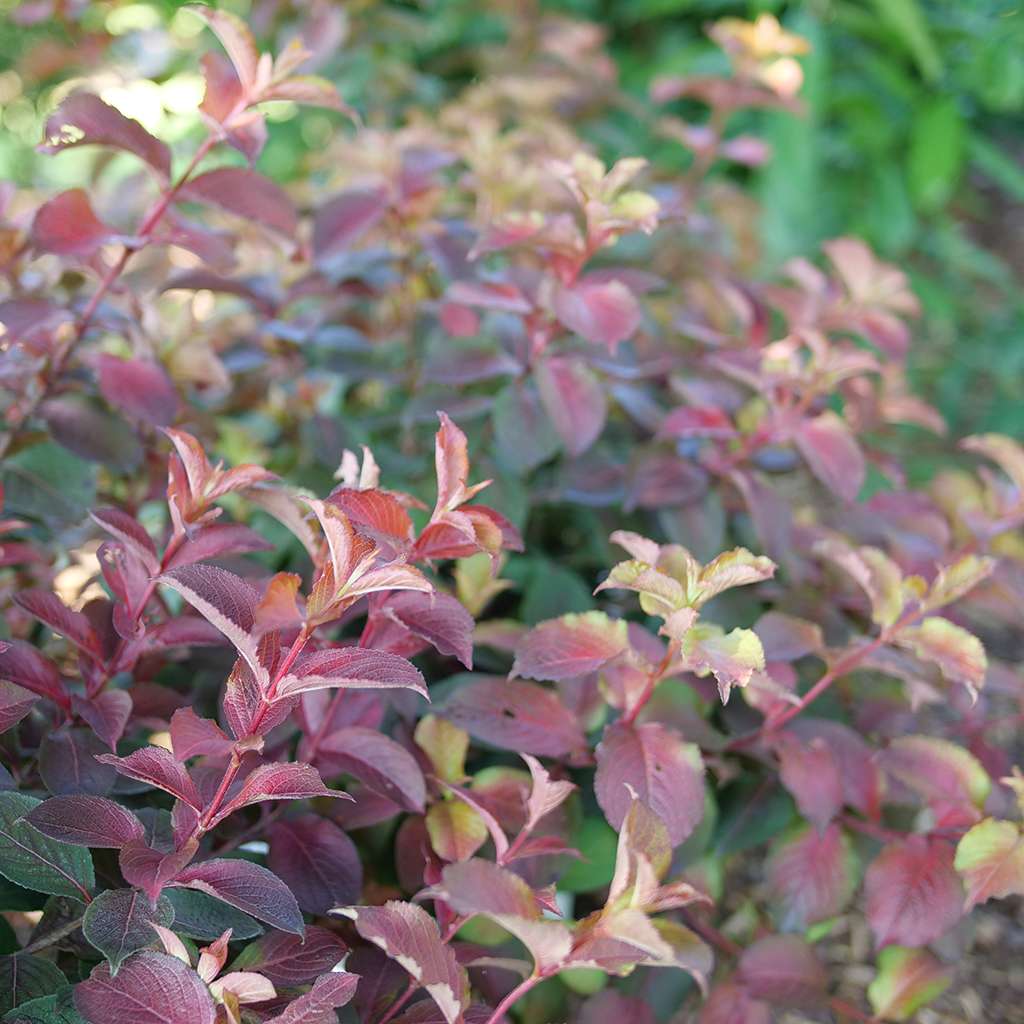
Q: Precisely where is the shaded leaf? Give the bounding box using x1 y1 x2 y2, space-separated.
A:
267 815 362 915
82 889 174 973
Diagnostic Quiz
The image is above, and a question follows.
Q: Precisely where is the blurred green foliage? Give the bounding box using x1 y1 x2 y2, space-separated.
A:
1 0 1020 452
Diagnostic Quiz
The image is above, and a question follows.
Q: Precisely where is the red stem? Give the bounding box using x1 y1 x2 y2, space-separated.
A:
483 974 543 1024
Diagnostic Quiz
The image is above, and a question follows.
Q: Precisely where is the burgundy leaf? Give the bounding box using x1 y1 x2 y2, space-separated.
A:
169 708 233 761
788 718 883 819
313 186 389 261
794 411 865 502
268 814 362 915
96 747 202 808
658 406 736 440
535 355 607 457
97 355 180 428
443 678 586 758
379 591 474 668
0 641 65 704
554 278 641 352
737 935 826 1008
773 733 843 830
165 522 274 569
595 721 705 847
25 794 144 848
40 93 171 176
229 926 347 986
14 591 99 657
338 902 466 1024
211 762 342 824
71 690 132 750
119 841 196 902
513 612 628 682
74 950 216 1024
276 647 427 700
91 508 160 575
158 564 265 686
318 727 426 813
864 837 963 949
31 189 115 257
173 858 304 936
264 971 359 1024
40 727 116 795
0 680 38 734
182 168 298 238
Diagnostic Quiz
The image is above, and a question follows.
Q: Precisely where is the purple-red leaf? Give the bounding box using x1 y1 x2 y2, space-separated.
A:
0 641 65 704
40 93 171 177
0 680 38 734
443 677 586 757
794 411 865 502
513 612 628 682
169 708 233 761
318 727 426 813
554 278 641 352
535 355 607 457
338 901 466 1024
595 721 705 847
211 761 342 824
97 355 180 428
277 647 427 700
74 950 215 1024
25 794 143 848
774 733 843 830
174 858 304 936
96 747 202 808
378 591 475 669
182 168 298 238
229 926 347 986
865 837 963 948
263 971 359 1024
72 690 132 750
31 189 116 257
737 935 826 1008
313 186 389 261
91 508 160 575
268 814 362 915
14 591 99 657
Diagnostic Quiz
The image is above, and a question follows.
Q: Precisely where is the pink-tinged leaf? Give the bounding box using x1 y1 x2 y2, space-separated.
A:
438 858 538 919
377 591 474 669
442 677 586 757
268 814 362 915
211 762 342 825
96 747 202 808
513 611 628 682
446 280 532 315
774 733 843 830
658 406 736 440
169 708 233 761
954 818 1024 909
40 92 171 177
97 355 179 428
91 508 160 575
0 641 64 704
14 590 99 657
554 278 641 352
737 935 826 1008
72 690 132 750
522 754 575 833
276 647 427 700
753 612 823 662
263 971 359 1024
535 355 607 457
865 836 962 948
174 858 304 936
313 186 389 261
188 5 259 89
261 75 353 113
788 718 883 819
794 410 865 502
0 680 38 733
338 902 467 1024
880 735 990 814
432 412 490 514
166 522 274 569
74 950 216 1024
228 926 347 986
867 947 952 1022
25 794 144 848
318 727 426 812
328 488 413 555
31 189 115 257
766 823 859 931
595 721 704 847
182 168 298 238
208 970 275 1004
118 841 196 902
699 983 772 1024
158 564 266 687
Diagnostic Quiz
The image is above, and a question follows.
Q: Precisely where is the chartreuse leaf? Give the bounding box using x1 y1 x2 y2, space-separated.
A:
82 889 175 974
0 794 93 901
955 818 1024 909
868 947 951 1021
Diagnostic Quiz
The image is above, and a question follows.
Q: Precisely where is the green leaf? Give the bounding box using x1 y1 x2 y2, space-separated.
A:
2 988 85 1023
82 889 175 974
559 817 618 893
870 0 942 83
969 134 1024 205
0 794 93 901
0 955 67 1015
908 98 965 213
163 887 262 941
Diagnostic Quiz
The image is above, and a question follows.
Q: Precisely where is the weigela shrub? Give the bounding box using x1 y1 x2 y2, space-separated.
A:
0 7 1021 1024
